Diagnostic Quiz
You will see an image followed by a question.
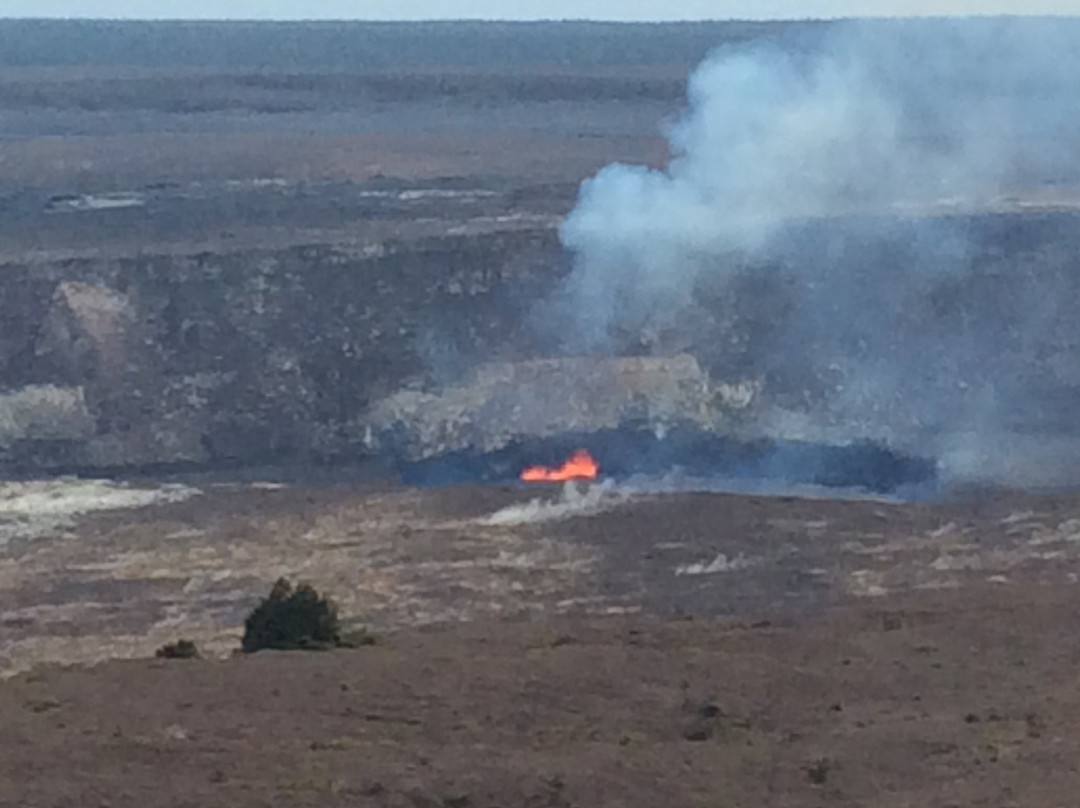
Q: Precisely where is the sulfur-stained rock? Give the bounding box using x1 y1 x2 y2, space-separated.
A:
359 355 760 460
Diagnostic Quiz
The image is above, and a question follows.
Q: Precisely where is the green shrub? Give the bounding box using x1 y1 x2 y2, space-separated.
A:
241 578 342 653
156 639 200 659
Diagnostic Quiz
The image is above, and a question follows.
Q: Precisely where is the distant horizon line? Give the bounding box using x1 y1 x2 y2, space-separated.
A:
0 14 1074 23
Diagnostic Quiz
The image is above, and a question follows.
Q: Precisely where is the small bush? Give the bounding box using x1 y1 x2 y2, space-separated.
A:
156 639 200 659
242 578 342 653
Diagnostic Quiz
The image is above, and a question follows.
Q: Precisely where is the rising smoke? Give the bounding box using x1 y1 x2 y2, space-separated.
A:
552 18 1080 486
481 479 630 526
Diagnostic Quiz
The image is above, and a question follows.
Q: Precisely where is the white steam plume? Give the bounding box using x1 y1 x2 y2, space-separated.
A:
552 19 1080 485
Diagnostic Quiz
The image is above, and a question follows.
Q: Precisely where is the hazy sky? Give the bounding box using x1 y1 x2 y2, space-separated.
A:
4 1 1080 20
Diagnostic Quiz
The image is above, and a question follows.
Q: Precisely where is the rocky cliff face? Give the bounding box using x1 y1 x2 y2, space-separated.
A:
0 224 562 471
362 355 760 461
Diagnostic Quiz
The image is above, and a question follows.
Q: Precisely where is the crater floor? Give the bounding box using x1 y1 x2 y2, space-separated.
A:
4 477 1080 673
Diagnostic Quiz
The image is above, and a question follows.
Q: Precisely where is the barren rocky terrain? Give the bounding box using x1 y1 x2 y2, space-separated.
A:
7 585 1080 808
5 18 1080 808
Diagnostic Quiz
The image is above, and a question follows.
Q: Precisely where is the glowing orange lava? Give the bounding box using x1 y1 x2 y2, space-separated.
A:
520 449 600 482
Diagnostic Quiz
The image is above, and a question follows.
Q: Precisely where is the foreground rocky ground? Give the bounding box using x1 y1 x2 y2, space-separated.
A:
3 479 1080 805
6 19 1080 806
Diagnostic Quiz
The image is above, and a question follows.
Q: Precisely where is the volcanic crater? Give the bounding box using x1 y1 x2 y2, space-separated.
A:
6 18 1080 808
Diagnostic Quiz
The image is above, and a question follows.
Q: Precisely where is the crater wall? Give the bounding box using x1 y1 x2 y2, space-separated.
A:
2 207 1080 476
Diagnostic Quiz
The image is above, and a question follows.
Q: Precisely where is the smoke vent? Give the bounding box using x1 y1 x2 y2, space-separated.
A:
400 425 936 496
360 355 936 496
